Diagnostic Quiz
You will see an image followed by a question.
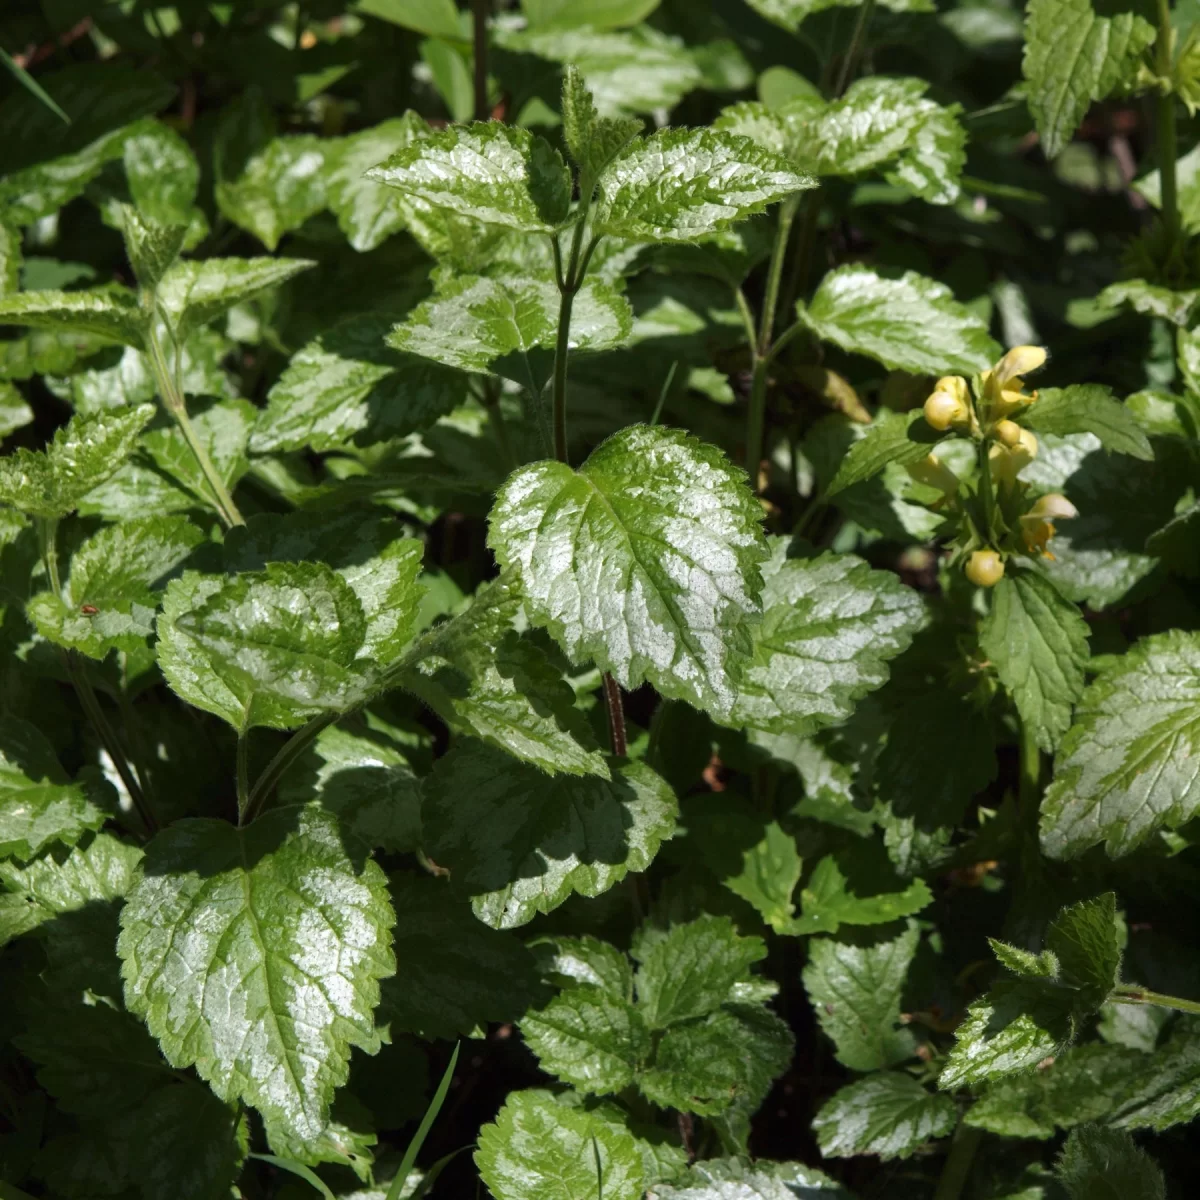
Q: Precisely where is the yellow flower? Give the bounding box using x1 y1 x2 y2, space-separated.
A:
988 428 1038 485
923 375 971 431
1020 492 1078 558
981 345 1046 419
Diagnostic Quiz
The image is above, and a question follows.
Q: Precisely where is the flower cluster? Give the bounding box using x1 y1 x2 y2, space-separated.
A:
912 346 1078 587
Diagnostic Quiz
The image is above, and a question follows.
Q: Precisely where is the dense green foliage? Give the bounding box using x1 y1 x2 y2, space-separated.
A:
3 1 1200 1197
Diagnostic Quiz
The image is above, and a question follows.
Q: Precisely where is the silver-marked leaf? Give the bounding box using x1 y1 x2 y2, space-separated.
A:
0 380 32 439
422 739 677 928
250 312 465 451
365 121 571 233
387 272 631 375
28 514 203 660
593 128 812 243
813 1073 956 1160
397 576 607 777
802 76 966 204
216 135 328 250
118 803 395 1152
1024 0 1156 159
279 726 422 854
732 545 926 736
980 570 1089 754
123 120 201 226
121 207 188 289
745 0 932 32
155 256 315 341
0 402 155 518
476 1089 644 1200
562 66 642 186
1024 386 1152 460
0 285 146 348
1042 630 1200 858
802 924 919 1071
1097 279 1200 326
0 832 141 947
488 424 768 719
647 1158 852 1199
222 510 426 669
157 563 374 731
0 718 108 861
324 114 429 251
797 265 1000 375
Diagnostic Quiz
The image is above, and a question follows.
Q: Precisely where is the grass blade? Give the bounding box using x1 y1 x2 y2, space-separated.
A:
248 1153 336 1200
410 1144 472 1199
0 47 70 123
387 1041 461 1200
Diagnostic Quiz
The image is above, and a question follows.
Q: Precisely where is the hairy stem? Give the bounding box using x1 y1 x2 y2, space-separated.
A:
833 0 876 96
472 0 489 121
602 672 628 758
241 712 338 826
1110 986 1200 1017
932 1123 982 1200
1156 0 1179 242
236 722 251 823
146 318 244 528
551 218 588 464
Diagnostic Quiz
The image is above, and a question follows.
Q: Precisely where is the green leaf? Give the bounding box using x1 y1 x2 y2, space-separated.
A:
0 285 146 348
723 820 804 932
521 986 650 1094
366 122 571 233
28 514 203 660
121 207 188 289
1097 279 1200 326
397 576 608 777
118 802 395 1151
421 739 677 928
0 46 70 123
813 1072 957 1160
0 718 108 861
1024 386 1153 460
222 509 426 668
524 0 661 28
803 76 967 205
802 924 919 1071
797 265 1001 376
387 272 631 376
157 563 374 731
0 403 154 518
123 120 201 227
826 409 944 496
279 726 422 854
633 914 767 1027
1041 631 1200 858
592 128 812 243
323 114 428 252
1147 501 1200 577
561 66 642 187
540 934 635 997
380 872 545 1040
1023 0 1156 160
1110 1018 1200 1132
787 854 933 936
646 1157 853 1198
731 545 926 736
476 1089 644 1200
745 0 931 32
1056 1126 1165 1200
0 380 33 440
940 896 1120 1089
979 570 1089 754
638 1003 794 1116
488 424 768 719
216 135 328 250
155 256 315 342
0 832 141 947
357 0 463 39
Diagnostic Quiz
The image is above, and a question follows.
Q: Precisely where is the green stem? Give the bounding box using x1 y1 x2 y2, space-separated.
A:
146 317 244 528
832 0 876 96
779 192 821 328
734 286 758 353
765 318 808 365
1156 0 1179 242
1110 986 1200 1017
602 673 627 758
241 712 337 826
1017 711 1041 817
472 0 490 121
551 219 588 465
746 356 770 485
932 1123 982 1200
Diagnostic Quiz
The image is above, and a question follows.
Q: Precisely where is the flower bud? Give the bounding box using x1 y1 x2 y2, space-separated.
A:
924 389 970 431
994 345 1047 387
993 419 1023 448
1016 429 1039 459
1028 492 1078 521
966 549 1005 587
